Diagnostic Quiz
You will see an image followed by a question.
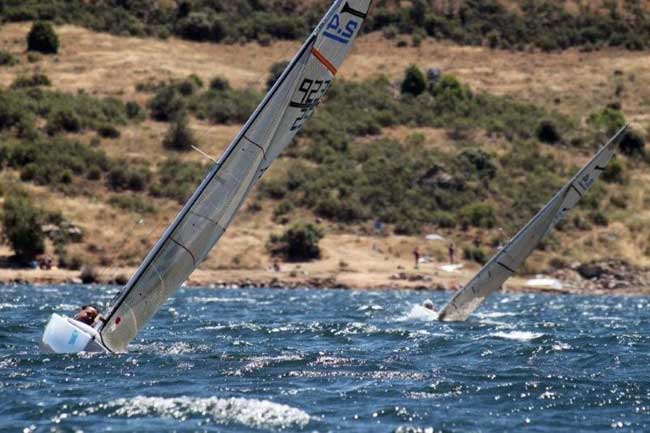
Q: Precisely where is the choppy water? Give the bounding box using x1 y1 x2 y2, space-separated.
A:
1 284 650 433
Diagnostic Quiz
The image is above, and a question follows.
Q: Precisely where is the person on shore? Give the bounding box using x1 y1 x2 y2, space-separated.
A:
413 247 420 269
74 304 99 326
448 243 455 264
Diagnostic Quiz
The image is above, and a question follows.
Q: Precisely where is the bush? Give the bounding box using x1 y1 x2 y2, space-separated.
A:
162 112 197 151
463 246 488 265
97 124 120 139
108 195 155 213
0 50 18 66
460 203 497 229
536 119 561 144
209 76 230 91
125 101 143 120
148 86 185 121
11 73 51 88
2 194 45 263
150 159 205 203
267 222 323 262
46 108 82 134
107 165 151 191
619 128 645 157
401 65 427 96
27 21 59 54
602 158 625 183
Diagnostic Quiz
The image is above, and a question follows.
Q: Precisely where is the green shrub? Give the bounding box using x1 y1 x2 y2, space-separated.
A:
125 101 143 120
602 158 625 183
536 119 561 144
11 73 51 88
150 159 205 203
27 21 59 54
148 86 185 121
162 112 197 151
463 246 488 265
460 203 497 229
588 107 626 135
108 195 156 214
209 76 230 91
266 222 323 262
97 124 120 139
107 164 151 192
46 108 81 134
619 128 645 157
401 65 427 96
2 193 45 263
0 50 18 66
590 211 609 226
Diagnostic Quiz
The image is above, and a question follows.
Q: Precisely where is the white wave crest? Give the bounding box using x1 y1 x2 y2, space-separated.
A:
395 305 439 322
106 396 310 430
489 331 544 342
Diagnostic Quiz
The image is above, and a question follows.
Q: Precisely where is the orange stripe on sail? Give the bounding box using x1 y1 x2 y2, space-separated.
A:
311 48 337 76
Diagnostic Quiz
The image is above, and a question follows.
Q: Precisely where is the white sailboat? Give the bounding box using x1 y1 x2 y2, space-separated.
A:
437 125 629 322
41 0 373 353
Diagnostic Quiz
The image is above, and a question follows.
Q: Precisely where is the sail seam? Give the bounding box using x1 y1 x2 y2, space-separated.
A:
570 183 584 197
243 136 268 160
341 2 368 19
170 237 197 267
496 261 515 273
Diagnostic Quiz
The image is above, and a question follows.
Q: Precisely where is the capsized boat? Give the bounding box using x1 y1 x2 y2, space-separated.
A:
437 125 629 322
41 0 373 354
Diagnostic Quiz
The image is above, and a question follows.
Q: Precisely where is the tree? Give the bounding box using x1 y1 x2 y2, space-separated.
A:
401 65 427 96
2 194 45 263
163 112 197 151
267 222 323 262
27 21 59 54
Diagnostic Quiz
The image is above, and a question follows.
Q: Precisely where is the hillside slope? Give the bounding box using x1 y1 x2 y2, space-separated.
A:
0 22 649 292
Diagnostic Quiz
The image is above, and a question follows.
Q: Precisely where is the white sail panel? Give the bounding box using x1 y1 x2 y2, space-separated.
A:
438 126 628 322
98 0 372 352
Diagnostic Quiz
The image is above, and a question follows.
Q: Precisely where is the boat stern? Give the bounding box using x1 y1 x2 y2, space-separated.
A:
40 313 108 354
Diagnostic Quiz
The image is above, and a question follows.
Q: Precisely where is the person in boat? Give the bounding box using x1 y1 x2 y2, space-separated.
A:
422 299 435 312
74 304 99 326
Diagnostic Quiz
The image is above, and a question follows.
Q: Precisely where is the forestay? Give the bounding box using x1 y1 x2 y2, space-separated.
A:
437 125 629 322
98 0 373 352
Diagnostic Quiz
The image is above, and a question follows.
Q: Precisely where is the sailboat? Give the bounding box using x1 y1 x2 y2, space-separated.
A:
437 125 629 321
40 0 373 353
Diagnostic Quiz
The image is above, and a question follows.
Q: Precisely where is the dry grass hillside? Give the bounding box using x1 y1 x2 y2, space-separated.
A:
1 22 650 290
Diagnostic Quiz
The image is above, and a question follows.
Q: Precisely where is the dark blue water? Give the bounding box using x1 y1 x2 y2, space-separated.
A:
1 284 650 433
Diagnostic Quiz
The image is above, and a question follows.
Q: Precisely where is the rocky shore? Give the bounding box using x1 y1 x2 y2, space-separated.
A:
1 258 649 296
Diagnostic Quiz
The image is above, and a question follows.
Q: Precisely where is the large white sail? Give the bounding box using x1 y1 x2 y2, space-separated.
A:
97 0 373 352
437 125 629 322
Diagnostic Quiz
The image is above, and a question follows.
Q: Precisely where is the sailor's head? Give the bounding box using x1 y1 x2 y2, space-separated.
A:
74 304 99 326
422 299 434 311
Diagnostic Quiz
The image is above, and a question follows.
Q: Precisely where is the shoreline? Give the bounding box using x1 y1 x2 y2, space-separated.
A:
2 264 649 297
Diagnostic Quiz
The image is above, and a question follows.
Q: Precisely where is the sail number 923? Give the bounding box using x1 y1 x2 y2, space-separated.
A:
290 78 332 132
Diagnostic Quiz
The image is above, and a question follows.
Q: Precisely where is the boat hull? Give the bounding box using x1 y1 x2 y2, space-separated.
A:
40 313 109 354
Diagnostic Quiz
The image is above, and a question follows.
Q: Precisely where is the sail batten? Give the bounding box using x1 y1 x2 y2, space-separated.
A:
98 0 372 352
438 125 629 322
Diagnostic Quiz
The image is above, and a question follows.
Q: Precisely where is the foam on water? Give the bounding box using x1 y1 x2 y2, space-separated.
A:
488 331 545 342
68 396 310 430
395 305 439 322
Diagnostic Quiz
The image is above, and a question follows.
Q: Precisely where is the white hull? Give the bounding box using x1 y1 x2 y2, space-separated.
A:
40 314 109 354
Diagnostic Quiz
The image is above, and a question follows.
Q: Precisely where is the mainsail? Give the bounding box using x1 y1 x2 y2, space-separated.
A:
437 125 629 322
98 0 373 352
